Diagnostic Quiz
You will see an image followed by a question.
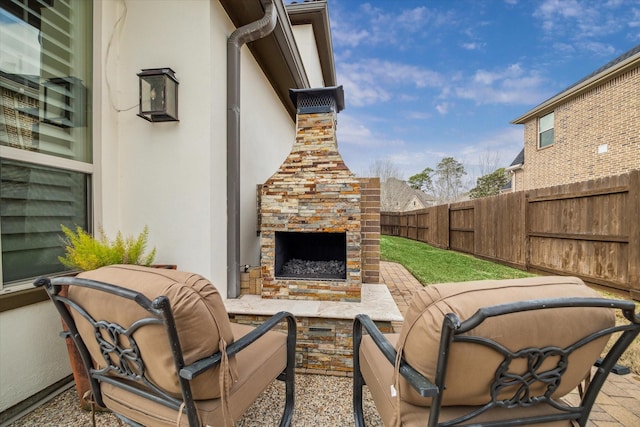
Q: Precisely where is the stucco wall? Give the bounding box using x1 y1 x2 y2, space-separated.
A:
292 24 325 87
1 0 297 412
104 0 293 292
0 302 70 412
523 66 640 190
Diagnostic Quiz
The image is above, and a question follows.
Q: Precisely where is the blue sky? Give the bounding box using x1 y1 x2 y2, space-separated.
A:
299 0 640 185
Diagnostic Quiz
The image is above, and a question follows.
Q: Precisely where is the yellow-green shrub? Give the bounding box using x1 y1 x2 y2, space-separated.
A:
59 225 156 271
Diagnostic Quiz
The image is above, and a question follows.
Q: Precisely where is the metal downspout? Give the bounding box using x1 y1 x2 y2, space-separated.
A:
227 1 277 298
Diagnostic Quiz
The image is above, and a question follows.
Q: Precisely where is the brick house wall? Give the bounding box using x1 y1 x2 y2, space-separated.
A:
520 64 639 190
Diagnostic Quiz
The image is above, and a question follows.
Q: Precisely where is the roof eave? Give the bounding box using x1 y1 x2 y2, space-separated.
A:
286 0 337 87
219 0 310 119
511 51 640 125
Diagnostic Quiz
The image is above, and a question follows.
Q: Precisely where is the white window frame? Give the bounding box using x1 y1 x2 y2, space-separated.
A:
0 0 96 294
538 111 555 148
0 146 94 293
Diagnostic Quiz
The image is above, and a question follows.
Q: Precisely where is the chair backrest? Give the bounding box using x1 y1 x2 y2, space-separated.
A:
35 265 237 426
396 276 640 426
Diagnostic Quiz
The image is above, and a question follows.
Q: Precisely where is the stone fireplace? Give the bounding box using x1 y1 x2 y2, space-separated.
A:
228 86 391 374
259 86 364 302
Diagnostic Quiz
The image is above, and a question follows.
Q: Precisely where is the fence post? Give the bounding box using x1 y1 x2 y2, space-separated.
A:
628 170 640 300
524 191 531 273
446 204 451 250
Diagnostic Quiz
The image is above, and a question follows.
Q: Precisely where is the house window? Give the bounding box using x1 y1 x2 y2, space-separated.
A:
0 0 92 290
538 112 554 148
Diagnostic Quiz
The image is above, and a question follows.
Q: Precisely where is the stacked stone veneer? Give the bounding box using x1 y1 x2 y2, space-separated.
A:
260 107 363 302
228 313 393 374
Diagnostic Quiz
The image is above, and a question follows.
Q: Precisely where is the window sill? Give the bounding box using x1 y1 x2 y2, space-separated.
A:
0 285 49 313
0 266 174 312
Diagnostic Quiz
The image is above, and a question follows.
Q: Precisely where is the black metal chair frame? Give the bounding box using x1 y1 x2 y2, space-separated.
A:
35 275 296 427
353 297 640 427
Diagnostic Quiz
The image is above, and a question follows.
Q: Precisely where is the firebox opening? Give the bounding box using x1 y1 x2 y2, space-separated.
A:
275 231 347 280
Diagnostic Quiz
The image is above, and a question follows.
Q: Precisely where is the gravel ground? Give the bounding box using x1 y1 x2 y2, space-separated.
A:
7 375 383 427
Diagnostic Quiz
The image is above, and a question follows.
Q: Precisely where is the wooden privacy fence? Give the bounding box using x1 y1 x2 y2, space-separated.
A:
381 170 640 300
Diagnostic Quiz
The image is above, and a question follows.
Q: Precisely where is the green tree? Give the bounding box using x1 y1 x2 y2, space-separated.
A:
434 157 466 203
409 157 466 203
469 168 509 199
408 167 434 193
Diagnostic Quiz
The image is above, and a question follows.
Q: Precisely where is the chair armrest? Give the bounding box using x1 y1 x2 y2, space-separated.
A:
180 311 296 380
354 314 438 398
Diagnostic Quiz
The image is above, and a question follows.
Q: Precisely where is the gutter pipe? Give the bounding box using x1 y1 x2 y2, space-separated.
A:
227 1 277 298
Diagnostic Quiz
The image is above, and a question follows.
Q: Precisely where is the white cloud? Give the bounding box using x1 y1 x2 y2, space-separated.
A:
473 64 523 85
461 42 485 50
631 8 640 28
449 64 549 106
535 0 583 29
380 150 441 177
340 71 391 107
330 3 455 48
460 127 523 162
436 103 450 115
552 42 575 54
533 0 632 51
337 59 443 107
340 124 525 181
459 126 524 181
334 29 371 48
408 111 432 120
330 18 371 48
397 6 430 29
579 41 617 57
336 114 409 176
337 114 402 148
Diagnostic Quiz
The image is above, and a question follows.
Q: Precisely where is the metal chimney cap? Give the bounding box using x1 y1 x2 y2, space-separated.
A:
289 85 345 114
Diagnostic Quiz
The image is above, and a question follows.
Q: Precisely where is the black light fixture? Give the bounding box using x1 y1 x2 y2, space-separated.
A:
137 68 179 122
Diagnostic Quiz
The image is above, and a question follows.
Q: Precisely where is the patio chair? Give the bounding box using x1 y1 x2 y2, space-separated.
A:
35 264 296 427
353 276 640 427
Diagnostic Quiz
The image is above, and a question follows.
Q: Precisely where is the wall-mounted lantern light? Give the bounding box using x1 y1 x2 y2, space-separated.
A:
137 68 179 122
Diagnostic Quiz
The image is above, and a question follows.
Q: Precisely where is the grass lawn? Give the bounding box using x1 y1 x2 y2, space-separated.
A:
380 235 640 375
381 235 533 284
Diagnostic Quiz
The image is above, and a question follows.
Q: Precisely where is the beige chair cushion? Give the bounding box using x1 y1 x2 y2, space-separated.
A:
71 265 237 400
361 335 572 427
99 324 288 426
396 276 614 406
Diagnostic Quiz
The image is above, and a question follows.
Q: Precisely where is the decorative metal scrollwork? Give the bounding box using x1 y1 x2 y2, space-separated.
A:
492 346 568 407
94 321 144 380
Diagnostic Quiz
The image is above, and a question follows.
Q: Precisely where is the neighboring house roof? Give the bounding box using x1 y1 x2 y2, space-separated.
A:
511 44 640 124
502 149 525 191
219 0 336 119
382 178 435 211
505 148 524 171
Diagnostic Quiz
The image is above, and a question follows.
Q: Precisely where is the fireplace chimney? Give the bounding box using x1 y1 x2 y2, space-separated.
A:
289 85 345 114
259 86 362 302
